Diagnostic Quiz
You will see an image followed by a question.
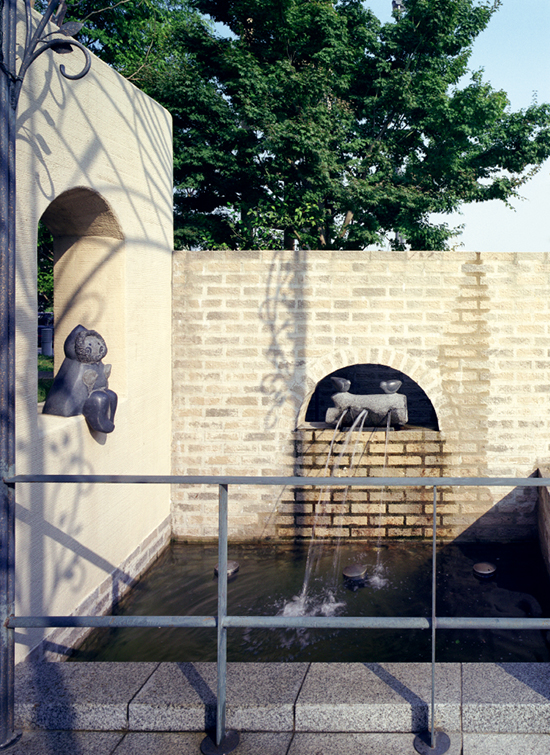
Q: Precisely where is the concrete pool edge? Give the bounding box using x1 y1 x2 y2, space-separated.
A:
14 661 550 735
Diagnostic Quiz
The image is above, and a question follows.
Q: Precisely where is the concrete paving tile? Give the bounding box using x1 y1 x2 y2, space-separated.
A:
463 663 550 732
5 730 124 754
15 662 159 731
295 662 461 732
114 731 292 754
288 732 462 755
463 733 550 754
129 662 309 732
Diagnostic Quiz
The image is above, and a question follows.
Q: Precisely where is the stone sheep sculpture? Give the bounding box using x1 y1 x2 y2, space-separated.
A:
325 377 408 428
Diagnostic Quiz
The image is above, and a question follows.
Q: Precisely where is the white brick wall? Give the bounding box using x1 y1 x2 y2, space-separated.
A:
172 250 550 541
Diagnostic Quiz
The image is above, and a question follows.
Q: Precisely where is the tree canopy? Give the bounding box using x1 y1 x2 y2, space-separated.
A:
62 0 550 250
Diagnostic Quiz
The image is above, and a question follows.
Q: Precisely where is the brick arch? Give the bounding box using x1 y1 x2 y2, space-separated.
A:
295 347 452 432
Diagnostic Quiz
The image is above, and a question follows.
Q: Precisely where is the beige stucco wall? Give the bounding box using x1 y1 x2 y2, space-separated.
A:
172 249 550 542
15 9 173 660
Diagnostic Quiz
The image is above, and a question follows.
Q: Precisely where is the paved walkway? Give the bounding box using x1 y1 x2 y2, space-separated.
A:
10 661 550 754
9 730 550 754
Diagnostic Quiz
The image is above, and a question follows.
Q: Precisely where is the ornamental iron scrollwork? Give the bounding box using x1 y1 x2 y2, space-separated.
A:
1 0 91 110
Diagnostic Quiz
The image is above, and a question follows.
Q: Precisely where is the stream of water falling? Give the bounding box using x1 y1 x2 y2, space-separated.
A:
281 409 393 618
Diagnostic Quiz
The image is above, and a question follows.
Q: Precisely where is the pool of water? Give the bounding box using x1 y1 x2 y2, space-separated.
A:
71 540 550 663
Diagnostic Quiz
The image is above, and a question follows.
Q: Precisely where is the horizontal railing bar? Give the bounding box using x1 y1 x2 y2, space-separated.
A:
5 474 550 487
224 616 430 629
436 617 550 629
8 615 550 631
7 616 217 628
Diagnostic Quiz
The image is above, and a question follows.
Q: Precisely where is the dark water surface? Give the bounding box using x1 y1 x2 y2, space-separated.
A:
71 540 550 663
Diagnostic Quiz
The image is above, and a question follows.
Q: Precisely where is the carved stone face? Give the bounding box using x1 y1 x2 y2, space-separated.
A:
74 330 107 363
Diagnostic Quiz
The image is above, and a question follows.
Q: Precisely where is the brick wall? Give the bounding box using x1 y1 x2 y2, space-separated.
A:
172 250 550 541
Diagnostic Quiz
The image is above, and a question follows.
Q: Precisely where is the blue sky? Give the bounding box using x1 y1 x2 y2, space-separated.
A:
367 0 550 251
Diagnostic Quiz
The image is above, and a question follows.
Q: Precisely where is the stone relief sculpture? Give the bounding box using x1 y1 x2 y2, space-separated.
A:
43 324 117 433
325 376 408 427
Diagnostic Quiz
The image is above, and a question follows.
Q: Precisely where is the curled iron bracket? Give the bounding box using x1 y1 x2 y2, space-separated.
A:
3 0 91 110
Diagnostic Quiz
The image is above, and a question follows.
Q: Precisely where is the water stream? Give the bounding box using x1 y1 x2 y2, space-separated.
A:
281 409 392 618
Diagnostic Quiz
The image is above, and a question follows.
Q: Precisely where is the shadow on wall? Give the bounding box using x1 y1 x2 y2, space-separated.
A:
305 364 439 430
259 249 308 434
15 185 129 662
449 475 539 543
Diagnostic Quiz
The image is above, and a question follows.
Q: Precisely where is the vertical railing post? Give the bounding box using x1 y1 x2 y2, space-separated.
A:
200 484 239 755
216 483 228 746
0 479 18 751
413 485 450 755
0 0 19 746
430 484 437 747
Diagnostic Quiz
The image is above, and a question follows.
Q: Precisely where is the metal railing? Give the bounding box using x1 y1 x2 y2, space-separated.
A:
4 474 550 754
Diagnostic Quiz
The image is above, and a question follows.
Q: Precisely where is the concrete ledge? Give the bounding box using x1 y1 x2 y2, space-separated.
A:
129 662 308 732
462 733 550 755
115 732 293 755
15 662 159 731
6 731 124 754
463 663 550 732
10 730 550 754
14 661 550 737
295 663 461 732
288 732 462 755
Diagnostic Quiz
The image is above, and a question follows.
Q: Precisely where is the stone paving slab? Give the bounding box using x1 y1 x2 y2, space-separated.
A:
6 730 124 754
288 732 463 755
8 730 550 755
463 732 550 754
15 662 159 731
463 663 550 733
115 731 293 754
128 662 309 732
295 662 461 733
14 660 550 741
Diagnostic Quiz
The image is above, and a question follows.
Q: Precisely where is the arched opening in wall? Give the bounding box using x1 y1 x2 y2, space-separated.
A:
39 187 126 397
305 363 439 430
286 365 444 539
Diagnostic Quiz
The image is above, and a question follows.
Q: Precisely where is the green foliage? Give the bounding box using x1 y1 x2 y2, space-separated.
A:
37 356 54 404
38 0 194 84
37 221 54 312
38 378 54 403
37 354 54 372
57 0 550 250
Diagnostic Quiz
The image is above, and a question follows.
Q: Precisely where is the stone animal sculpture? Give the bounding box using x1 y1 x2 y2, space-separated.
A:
325 377 408 427
43 324 117 433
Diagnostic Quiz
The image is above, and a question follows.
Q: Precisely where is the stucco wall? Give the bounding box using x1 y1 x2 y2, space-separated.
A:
172 249 550 542
15 9 173 660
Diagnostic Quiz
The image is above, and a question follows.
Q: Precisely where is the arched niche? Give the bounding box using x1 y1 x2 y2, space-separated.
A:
40 187 126 393
305 363 439 430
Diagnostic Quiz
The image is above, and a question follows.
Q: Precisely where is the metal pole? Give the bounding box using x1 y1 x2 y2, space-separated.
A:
430 484 437 748
200 485 239 755
413 486 450 755
216 483 228 746
0 0 19 745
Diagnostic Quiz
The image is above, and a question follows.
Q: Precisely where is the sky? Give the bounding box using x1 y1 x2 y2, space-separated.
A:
367 0 550 252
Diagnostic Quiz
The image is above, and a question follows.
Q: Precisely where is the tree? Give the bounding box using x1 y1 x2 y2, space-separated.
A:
37 0 195 85
146 0 550 250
